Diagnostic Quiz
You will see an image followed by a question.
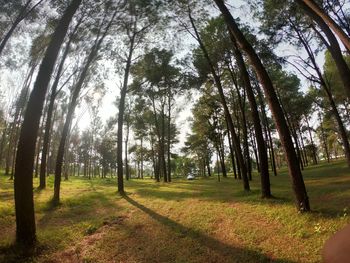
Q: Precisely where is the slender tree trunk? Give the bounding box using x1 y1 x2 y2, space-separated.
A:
215 0 309 211
231 39 271 197
161 108 167 182
294 21 350 167
0 123 8 167
150 134 159 182
296 0 350 52
34 125 43 178
217 135 227 178
0 0 45 57
141 137 144 179
188 10 249 191
226 123 237 179
206 156 211 177
125 115 130 180
325 87 350 166
298 127 309 167
250 128 260 172
54 99 77 203
305 117 318 164
13 0 81 246
117 35 135 194
6 122 16 176
216 151 221 182
298 1 350 99
167 92 171 182
39 23 78 189
52 12 115 202
256 83 277 176
228 66 251 180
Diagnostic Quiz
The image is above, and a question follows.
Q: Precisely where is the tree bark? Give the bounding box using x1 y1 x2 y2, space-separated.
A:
231 39 272 197
227 64 251 180
297 0 350 100
13 0 81 246
39 19 80 189
0 0 44 57
296 0 350 52
116 33 135 194
188 9 250 191
305 116 318 164
214 0 309 211
53 10 116 202
292 21 350 167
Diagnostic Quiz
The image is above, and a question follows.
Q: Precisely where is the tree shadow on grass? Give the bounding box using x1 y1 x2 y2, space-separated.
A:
37 191 120 227
123 195 296 263
0 241 53 263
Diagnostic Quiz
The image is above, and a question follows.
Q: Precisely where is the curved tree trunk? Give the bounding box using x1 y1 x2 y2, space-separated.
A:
214 0 309 211
231 39 272 198
13 0 81 246
117 34 135 193
53 9 117 202
292 20 350 167
188 9 250 191
53 96 77 204
227 65 251 180
297 0 350 100
0 0 45 57
296 0 350 52
39 19 81 189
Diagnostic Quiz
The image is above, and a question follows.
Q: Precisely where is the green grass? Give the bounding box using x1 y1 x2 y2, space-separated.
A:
0 160 350 262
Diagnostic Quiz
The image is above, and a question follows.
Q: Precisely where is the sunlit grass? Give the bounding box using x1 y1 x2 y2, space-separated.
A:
0 160 349 262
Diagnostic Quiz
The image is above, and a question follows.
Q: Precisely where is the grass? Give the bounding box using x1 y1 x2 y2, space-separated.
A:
0 160 350 262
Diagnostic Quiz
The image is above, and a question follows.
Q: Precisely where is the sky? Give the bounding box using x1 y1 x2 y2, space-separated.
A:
71 0 324 153
71 0 254 153
0 0 331 156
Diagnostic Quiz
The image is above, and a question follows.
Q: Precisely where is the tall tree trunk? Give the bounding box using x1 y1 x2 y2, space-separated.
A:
298 127 309 167
296 0 350 52
167 91 171 182
256 82 277 176
206 156 211 177
217 134 227 178
150 134 159 182
116 34 135 194
188 9 250 191
0 123 8 167
231 39 271 197
141 137 144 179
34 125 43 178
227 65 251 180
319 114 330 162
54 99 76 203
39 20 79 189
305 117 318 164
13 0 81 246
125 115 130 180
52 10 116 202
226 123 237 179
0 0 44 57
250 128 260 172
325 86 350 166
298 1 350 99
215 0 309 211
161 108 167 182
293 21 350 167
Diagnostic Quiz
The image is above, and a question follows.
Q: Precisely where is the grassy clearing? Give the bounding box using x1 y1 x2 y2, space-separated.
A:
0 160 350 262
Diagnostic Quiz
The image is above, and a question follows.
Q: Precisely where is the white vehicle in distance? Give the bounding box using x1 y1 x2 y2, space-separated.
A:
187 173 195 180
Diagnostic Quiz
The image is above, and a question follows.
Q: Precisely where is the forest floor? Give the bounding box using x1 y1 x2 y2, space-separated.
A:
0 161 350 263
